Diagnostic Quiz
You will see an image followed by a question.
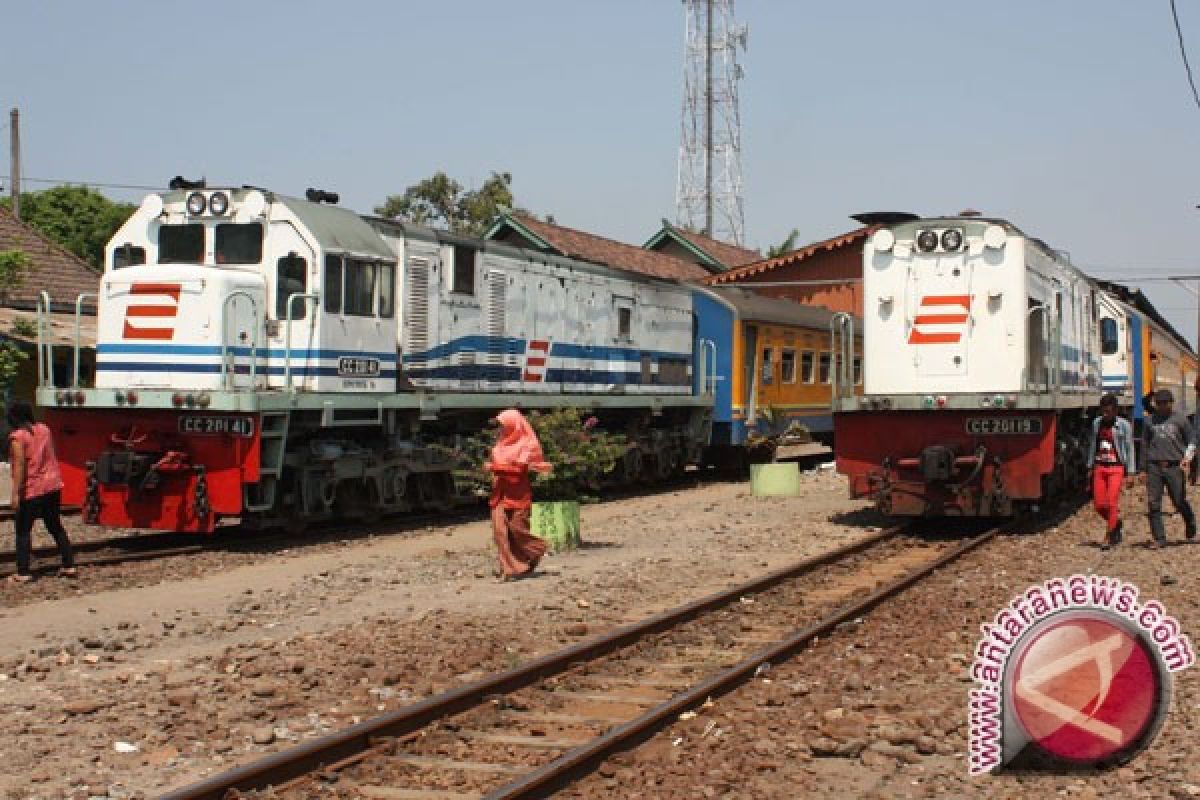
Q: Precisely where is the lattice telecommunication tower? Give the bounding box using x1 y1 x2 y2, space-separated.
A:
675 0 748 246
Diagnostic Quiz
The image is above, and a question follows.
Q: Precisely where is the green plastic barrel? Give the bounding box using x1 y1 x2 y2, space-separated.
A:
530 500 582 552
749 463 802 497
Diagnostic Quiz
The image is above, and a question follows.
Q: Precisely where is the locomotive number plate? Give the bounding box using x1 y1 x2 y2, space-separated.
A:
178 416 255 438
965 417 1043 435
338 357 380 377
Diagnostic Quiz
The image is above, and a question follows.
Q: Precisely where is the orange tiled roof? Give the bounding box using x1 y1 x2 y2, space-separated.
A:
706 226 877 285
502 214 711 282
0 206 100 311
669 225 761 268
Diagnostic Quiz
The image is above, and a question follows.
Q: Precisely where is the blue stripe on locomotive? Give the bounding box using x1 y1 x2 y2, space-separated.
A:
692 290 736 446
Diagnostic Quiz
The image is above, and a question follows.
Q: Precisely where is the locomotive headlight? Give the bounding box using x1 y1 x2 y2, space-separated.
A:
872 229 896 253
197 392 211 408
208 191 229 215
916 230 939 252
940 229 963 252
186 191 207 215
983 224 1007 249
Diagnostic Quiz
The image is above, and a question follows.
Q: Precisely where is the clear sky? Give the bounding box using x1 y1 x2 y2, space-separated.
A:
5 1 1200 344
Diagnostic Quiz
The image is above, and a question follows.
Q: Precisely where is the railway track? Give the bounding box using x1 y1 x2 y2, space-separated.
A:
159 519 1005 800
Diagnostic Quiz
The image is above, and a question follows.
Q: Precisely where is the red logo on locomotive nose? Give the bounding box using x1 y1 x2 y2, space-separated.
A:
1011 615 1162 764
909 294 971 345
123 283 182 341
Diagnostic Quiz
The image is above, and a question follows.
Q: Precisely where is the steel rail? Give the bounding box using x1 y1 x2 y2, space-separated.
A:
157 525 904 800
484 522 1004 799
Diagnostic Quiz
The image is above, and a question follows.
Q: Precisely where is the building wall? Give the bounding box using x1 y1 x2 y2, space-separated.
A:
727 246 863 317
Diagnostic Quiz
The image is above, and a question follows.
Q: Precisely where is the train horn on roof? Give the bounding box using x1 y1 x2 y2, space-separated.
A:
169 175 206 190
306 188 340 205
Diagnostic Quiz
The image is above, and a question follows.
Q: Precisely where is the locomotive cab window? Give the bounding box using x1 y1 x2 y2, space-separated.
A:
761 347 774 385
800 350 815 383
780 348 797 384
215 223 263 264
818 352 832 384
158 224 204 264
379 262 395 318
451 245 476 295
1100 318 1119 355
344 258 377 317
324 255 343 313
112 244 146 270
276 254 307 320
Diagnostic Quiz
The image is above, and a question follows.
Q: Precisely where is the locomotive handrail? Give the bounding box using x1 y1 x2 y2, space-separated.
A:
220 290 261 391
283 292 320 392
698 338 718 396
36 290 52 388
830 312 855 405
73 292 97 388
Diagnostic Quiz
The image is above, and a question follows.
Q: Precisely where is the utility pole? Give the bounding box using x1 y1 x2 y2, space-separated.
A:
9 107 19 220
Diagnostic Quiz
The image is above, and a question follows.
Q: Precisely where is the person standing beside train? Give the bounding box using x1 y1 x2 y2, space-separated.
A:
1142 389 1198 549
485 409 551 580
1086 394 1136 549
7 401 76 583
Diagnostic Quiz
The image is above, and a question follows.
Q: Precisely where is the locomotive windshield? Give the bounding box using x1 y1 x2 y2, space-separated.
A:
158 224 204 263
215 223 263 265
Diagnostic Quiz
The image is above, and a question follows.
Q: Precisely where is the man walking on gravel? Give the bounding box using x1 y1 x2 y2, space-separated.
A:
1141 389 1198 549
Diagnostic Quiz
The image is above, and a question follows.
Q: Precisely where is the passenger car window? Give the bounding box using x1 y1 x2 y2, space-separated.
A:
761 347 774 385
158 224 204 264
819 352 832 384
324 255 343 314
276 254 307 320
801 351 815 383
781 348 797 383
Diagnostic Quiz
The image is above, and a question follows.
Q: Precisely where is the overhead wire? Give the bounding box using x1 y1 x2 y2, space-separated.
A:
0 175 161 192
1170 0 1200 113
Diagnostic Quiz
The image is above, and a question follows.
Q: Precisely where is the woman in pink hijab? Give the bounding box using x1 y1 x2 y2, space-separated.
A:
486 409 551 580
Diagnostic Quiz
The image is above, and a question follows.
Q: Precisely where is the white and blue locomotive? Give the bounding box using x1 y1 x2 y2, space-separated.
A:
39 185 823 533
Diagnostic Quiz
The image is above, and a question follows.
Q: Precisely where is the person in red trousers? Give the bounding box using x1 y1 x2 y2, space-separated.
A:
1085 393 1136 550
486 409 552 580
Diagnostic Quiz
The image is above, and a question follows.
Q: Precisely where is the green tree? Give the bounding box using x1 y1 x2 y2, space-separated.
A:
375 171 524 236
0 250 32 390
0 186 135 269
766 228 801 259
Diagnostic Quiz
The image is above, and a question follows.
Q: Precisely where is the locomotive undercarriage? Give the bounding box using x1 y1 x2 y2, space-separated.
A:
851 411 1089 518
242 407 706 532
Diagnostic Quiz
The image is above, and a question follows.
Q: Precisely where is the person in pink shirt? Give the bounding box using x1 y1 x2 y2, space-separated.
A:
485 409 551 581
7 401 75 583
